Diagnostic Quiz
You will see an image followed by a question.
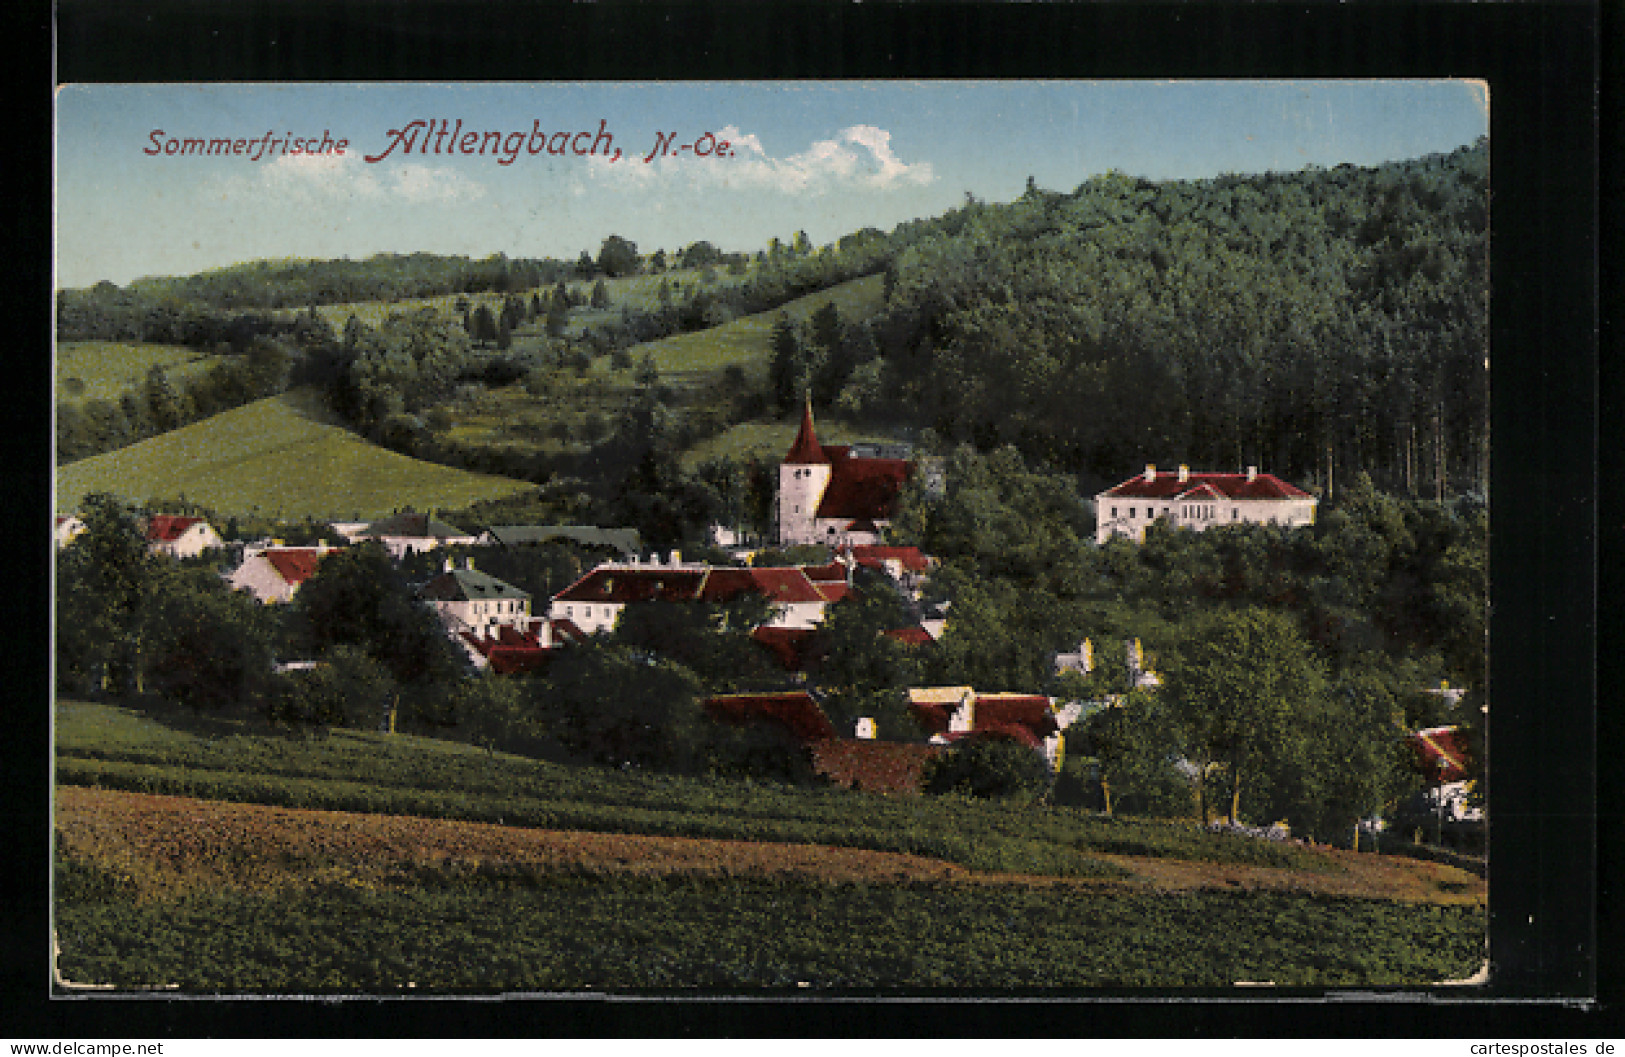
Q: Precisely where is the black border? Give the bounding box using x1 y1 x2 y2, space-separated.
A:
18 0 1606 1039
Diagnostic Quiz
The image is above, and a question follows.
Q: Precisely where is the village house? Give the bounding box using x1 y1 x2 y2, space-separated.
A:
341 511 479 559
54 515 86 548
418 556 533 635
778 397 913 548
547 556 849 636
225 544 338 604
144 515 224 559
906 686 1078 770
475 524 642 558
1094 464 1317 545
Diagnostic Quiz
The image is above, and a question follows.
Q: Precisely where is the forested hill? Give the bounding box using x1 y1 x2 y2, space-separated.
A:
862 139 1488 497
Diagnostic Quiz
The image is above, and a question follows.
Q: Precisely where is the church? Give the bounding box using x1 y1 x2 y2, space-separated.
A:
778 398 912 548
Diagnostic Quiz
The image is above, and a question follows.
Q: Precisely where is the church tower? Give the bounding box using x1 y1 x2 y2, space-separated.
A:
778 395 832 546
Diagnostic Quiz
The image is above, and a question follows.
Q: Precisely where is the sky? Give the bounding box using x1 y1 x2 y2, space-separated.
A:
54 80 1488 288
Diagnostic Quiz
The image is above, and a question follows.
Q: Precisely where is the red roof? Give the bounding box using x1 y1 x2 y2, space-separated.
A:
814 581 853 604
751 626 823 671
883 626 934 646
815 449 912 521
801 561 849 584
263 549 326 585
907 690 1056 740
146 515 204 542
847 545 933 574
699 567 827 605
704 692 838 743
1408 725 1473 783
975 694 1060 738
552 567 708 604
783 397 830 466
1101 468 1312 501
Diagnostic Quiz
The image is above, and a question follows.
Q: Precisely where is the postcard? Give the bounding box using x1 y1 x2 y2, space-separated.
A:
52 80 1493 997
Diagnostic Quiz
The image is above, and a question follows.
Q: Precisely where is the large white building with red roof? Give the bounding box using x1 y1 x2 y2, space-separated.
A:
1094 464 1317 545
548 558 850 636
778 399 912 548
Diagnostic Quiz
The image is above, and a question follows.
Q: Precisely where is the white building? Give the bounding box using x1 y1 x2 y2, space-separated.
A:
144 515 224 559
548 558 844 636
1094 465 1317 545
417 556 532 635
226 545 338 604
778 398 912 548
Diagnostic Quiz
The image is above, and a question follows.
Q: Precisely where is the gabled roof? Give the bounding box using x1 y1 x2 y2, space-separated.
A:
358 511 471 539
750 626 823 671
419 567 530 603
482 525 641 554
906 687 1057 740
975 694 1060 738
552 567 708 605
847 545 934 574
815 450 912 521
704 691 837 743
1100 468 1313 502
783 397 830 466
1408 725 1473 783
800 561 849 584
883 626 934 646
146 515 205 542
263 549 327 586
698 567 827 605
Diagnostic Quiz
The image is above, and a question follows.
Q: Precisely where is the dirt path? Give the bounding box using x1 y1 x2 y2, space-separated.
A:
55 785 1484 905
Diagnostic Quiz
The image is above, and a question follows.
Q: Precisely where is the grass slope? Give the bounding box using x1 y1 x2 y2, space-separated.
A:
53 702 1487 991
680 416 912 470
54 389 533 520
56 342 220 407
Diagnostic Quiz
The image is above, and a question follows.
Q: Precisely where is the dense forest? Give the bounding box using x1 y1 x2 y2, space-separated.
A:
841 139 1489 497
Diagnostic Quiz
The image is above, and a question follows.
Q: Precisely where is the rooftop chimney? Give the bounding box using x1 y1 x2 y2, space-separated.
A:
1143 464 1157 482
1246 466 1258 483
443 557 454 573
1178 465 1189 483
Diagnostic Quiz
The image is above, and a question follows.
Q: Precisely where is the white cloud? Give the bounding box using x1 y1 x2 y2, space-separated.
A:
582 124 935 196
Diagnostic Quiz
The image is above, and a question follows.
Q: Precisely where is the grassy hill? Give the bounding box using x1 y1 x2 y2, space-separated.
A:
54 388 533 520
679 415 913 470
52 699 1485 990
429 274 888 463
56 341 221 407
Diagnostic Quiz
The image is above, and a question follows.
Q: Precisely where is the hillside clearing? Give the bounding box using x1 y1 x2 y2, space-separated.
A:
54 389 533 520
56 342 219 406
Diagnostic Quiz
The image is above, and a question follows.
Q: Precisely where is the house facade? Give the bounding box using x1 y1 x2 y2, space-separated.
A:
778 398 912 548
145 515 224 559
906 686 1076 770
1094 465 1317 545
547 559 844 636
226 545 337 604
418 557 533 635
345 511 479 559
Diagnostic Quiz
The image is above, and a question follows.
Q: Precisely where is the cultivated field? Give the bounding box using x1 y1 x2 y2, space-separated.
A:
56 342 220 406
53 389 533 520
53 700 1486 991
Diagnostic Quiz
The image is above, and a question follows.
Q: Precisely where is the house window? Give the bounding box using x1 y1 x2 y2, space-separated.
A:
1128 508 1136 519
584 607 592 619
1111 506 1117 518
1232 508 1239 520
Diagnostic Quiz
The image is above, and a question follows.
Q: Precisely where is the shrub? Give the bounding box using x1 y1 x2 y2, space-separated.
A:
922 737 1053 801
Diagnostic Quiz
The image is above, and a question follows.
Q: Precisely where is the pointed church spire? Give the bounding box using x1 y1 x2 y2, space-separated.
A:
783 392 829 465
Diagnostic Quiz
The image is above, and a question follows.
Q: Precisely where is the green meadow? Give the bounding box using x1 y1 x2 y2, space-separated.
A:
56 342 220 406
54 389 533 520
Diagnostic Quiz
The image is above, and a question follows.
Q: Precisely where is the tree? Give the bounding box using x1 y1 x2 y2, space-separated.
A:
141 565 277 712
596 235 641 278
1162 607 1328 824
269 645 396 731
923 737 1052 801
590 279 610 309
534 642 706 770
55 493 157 694
289 543 465 686
545 286 571 337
